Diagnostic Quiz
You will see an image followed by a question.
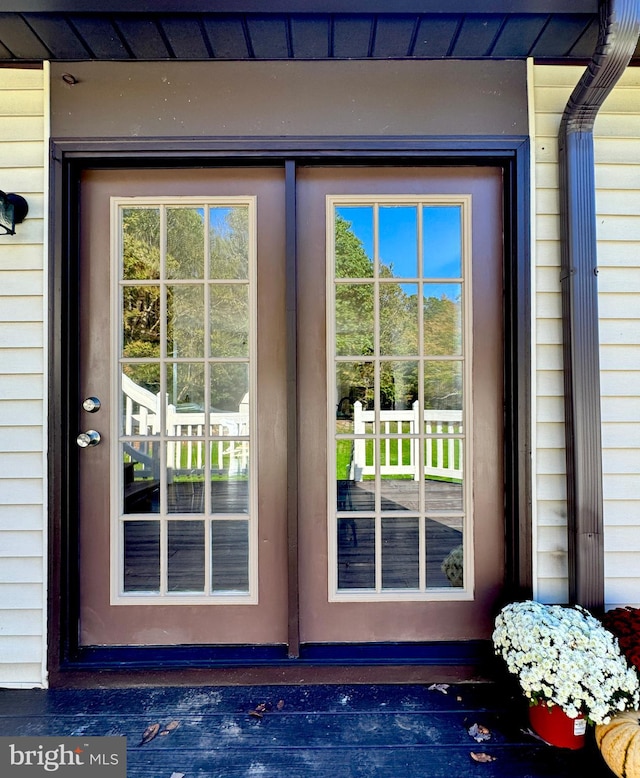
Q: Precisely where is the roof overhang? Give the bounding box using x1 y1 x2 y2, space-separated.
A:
3 1 635 64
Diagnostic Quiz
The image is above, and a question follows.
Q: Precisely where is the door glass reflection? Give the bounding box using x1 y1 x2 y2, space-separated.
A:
167 208 205 279
424 360 463 413
166 362 205 428
380 460 419 511
336 441 374 512
335 284 374 356
122 208 160 280
123 520 160 592
210 284 249 358
210 206 249 280
332 197 469 596
122 285 161 359
423 283 462 357
382 517 419 589
122 441 160 514
425 440 463 512
335 206 374 279
379 283 418 356
166 440 204 514
379 206 417 279
335 361 374 435
121 364 161 437
380 360 418 413
211 362 249 417
210 443 249 514
337 517 375 590
211 520 249 592
168 520 205 592
423 205 462 279
117 199 255 601
425 478 464 514
426 517 464 588
167 284 204 358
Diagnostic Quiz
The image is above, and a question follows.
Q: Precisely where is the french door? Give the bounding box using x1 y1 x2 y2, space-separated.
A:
75 164 504 652
297 167 504 643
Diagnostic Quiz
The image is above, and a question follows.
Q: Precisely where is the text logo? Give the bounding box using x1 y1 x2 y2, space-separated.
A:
0 737 126 777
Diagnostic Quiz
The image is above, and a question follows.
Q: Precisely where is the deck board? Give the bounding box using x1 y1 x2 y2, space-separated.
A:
0 683 615 777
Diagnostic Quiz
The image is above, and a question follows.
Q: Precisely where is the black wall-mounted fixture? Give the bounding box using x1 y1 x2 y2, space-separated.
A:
0 191 29 235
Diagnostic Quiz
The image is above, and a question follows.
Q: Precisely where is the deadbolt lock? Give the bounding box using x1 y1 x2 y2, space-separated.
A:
82 397 101 413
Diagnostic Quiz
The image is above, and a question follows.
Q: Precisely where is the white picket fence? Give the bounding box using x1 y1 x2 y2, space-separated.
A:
350 400 463 482
122 375 462 483
122 373 249 476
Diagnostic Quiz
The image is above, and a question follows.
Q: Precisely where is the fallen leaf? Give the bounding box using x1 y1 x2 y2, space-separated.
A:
160 720 180 736
138 722 160 746
428 683 450 694
470 752 497 763
468 723 491 742
277 699 285 710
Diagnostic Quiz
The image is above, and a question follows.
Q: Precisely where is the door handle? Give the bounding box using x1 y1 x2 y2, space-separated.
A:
77 430 101 448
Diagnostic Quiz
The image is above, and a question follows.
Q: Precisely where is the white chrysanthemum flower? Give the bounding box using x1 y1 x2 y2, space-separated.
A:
492 600 640 725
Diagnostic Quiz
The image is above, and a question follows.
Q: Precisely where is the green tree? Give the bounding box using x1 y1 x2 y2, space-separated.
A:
334 216 375 415
121 205 251 413
208 207 250 410
121 208 162 393
210 206 249 279
423 294 460 356
423 294 462 410
334 214 374 357
334 215 461 413
167 207 205 278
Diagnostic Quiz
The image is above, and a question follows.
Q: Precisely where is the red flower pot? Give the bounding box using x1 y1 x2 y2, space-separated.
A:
528 701 587 749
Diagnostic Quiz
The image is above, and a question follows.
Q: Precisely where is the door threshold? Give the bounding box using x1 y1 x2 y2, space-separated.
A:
49 663 494 689
64 640 491 669
51 641 496 687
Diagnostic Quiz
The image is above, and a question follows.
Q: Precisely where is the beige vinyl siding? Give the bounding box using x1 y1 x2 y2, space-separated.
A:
597 66 640 609
0 66 48 688
531 64 567 604
532 64 640 609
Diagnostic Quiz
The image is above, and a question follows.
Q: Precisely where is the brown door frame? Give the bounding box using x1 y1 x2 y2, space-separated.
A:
48 137 531 682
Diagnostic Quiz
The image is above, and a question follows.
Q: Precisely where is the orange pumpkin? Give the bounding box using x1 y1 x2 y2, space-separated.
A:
595 710 640 778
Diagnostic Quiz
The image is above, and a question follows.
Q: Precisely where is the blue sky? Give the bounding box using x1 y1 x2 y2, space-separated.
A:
336 204 462 284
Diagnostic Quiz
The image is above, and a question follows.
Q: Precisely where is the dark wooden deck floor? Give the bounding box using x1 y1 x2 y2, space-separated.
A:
0 683 615 777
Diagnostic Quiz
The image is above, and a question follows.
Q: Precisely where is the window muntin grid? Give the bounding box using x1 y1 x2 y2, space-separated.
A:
329 197 472 602
112 198 257 605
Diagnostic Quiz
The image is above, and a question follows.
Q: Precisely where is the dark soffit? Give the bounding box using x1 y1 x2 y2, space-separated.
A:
2 2 635 64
